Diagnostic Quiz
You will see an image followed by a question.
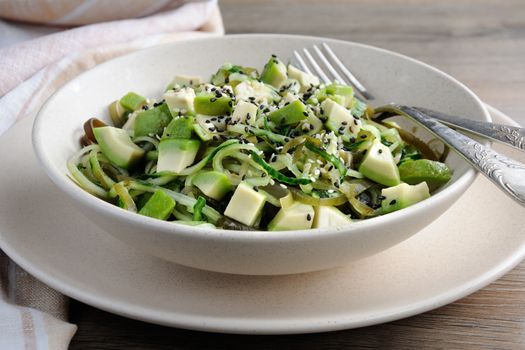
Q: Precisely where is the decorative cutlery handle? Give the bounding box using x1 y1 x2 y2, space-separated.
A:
414 107 525 152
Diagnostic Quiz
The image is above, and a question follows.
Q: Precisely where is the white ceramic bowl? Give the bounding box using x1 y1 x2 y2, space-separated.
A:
33 34 489 275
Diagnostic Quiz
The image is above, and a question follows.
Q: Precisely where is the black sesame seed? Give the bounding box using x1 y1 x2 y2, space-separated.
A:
142 105 149 110
309 124 315 130
334 182 340 188
349 137 356 143
303 111 308 116
320 108 324 115
341 121 348 126
210 98 217 102
362 149 367 155
218 115 225 120
211 117 217 121
271 54 277 58
211 87 217 91
284 137 290 142
225 77 229 83
249 96 256 101
261 173 267 177
244 126 249 132
246 113 251 120
264 108 270 113
360 134 367 139
378 149 383 154
390 199 397 205
228 101 233 107
378 195 386 200
354 120 358 125
259 104 265 110
242 175 246 180
306 214 312 221
253 187 259 192
208 127 216 132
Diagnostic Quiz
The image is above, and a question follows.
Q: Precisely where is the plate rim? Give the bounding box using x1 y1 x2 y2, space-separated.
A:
2 104 524 334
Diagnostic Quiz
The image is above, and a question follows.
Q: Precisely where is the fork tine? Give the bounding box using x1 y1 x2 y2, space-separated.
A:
302 48 331 84
293 50 313 75
322 43 374 100
312 45 348 85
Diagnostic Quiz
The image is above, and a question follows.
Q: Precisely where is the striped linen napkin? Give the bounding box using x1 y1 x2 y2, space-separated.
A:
0 0 223 348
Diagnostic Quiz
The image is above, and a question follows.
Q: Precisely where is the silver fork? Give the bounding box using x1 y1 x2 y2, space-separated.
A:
293 43 525 206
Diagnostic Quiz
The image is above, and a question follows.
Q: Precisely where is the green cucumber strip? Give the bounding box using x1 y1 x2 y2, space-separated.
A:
193 196 206 221
249 151 312 185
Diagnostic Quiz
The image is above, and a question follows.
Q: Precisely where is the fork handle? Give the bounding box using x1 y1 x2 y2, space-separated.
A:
377 105 525 206
414 107 525 152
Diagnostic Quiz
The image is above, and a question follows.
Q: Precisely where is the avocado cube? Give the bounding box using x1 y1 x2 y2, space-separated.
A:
261 57 287 88
194 92 233 116
325 83 354 108
312 206 352 228
231 100 258 125
224 182 266 226
134 103 172 137
287 65 320 93
157 139 200 173
381 182 430 214
120 92 146 111
267 100 308 125
322 98 362 137
162 116 194 139
358 140 400 187
398 159 452 191
93 126 145 169
192 171 233 200
163 87 195 113
267 202 314 231
138 190 176 220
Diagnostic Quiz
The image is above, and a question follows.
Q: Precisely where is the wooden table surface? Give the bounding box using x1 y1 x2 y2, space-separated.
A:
70 1 525 348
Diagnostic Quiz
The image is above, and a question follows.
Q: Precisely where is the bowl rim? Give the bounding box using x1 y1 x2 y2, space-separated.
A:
32 33 487 241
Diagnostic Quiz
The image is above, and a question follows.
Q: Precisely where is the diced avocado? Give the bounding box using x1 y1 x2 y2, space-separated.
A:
93 126 145 169
193 123 214 141
119 92 146 111
261 56 287 88
231 100 258 125
358 140 400 187
224 182 266 226
268 100 308 125
138 189 176 220
134 103 172 137
313 206 352 228
170 75 202 88
192 171 233 200
267 201 314 231
163 87 195 113
194 92 232 116
322 98 361 137
162 116 194 139
398 159 452 191
381 182 430 214
234 80 281 104
211 63 258 87
287 65 320 93
108 100 128 127
157 139 200 173
325 83 354 108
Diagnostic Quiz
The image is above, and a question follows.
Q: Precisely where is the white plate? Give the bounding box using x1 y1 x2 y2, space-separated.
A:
1 106 524 334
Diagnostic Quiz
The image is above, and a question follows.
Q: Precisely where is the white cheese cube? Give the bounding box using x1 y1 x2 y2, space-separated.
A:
224 182 266 226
